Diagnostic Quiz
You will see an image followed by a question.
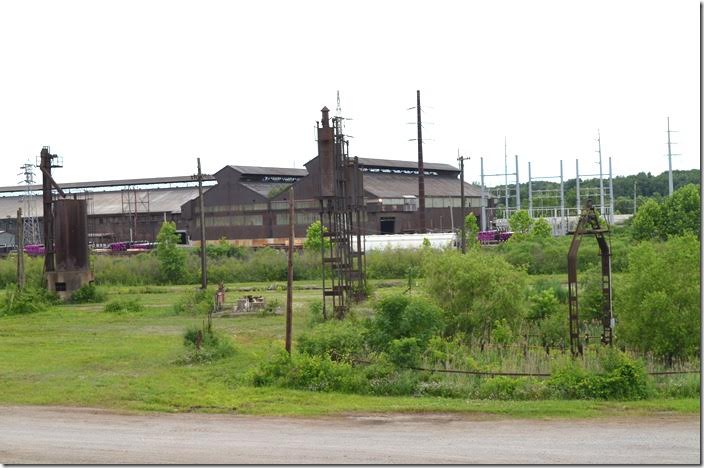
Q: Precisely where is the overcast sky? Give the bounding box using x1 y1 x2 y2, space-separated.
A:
0 0 699 188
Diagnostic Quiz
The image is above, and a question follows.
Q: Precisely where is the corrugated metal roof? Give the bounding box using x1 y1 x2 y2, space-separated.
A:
357 157 458 172
0 187 199 218
0 175 214 194
240 181 295 198
228 165 308 177
362 173 482 198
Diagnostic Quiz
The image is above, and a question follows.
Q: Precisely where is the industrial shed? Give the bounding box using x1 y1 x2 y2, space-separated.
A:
0 175 211 245
182 157 491 243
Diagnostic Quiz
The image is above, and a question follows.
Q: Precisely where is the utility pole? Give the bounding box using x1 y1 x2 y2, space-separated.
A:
285 187 294 355
504 138 509 217
480 157 486 231
608 157 615 224
197 158 207 289
515 154 520 210
633 180 637 214
416 90 426 233
666 117 680 196
458 151 470 253
596 129 605 216
16 208 24 290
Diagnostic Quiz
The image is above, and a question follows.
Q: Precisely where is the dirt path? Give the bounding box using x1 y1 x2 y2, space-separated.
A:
0 406 699 464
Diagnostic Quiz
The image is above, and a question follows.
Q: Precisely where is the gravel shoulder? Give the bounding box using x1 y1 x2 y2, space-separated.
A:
1 405 700 464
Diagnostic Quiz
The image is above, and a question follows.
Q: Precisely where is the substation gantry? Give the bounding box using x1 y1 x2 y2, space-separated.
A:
567 199 614 357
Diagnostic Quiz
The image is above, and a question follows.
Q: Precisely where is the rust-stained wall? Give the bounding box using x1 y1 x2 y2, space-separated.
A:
54 199 89 271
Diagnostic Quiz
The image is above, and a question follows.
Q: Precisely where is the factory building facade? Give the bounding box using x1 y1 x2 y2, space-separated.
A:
0 159 493 248
182 157 492 244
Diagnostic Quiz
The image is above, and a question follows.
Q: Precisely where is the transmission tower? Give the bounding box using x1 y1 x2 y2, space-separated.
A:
18 161 40 245
666 117 680 196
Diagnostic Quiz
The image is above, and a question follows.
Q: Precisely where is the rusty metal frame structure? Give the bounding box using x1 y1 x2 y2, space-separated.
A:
317 107 366 319
567 199 613 356
39 147 66 277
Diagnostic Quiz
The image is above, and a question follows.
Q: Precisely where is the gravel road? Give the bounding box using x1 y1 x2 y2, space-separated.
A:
0 406 699 464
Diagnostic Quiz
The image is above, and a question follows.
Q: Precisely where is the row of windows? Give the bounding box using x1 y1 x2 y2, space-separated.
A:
195 203 268 214
195 215 264 227
270 199 319 211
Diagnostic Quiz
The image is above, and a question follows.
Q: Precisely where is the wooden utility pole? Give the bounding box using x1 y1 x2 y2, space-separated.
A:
285 187 294 354
416 90 426 233
458 152 470 253
197 158 207 289
16 208 25 290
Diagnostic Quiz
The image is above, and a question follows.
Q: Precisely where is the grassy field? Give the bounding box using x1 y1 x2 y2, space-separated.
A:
0 279 698 418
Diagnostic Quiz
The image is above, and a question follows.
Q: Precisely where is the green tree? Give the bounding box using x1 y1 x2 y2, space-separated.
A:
508 210 533 240
531 217 552 239
423 250 528 343
617 234 700 363
156 221 186 284
464 213 479 249
303 220 331 251
660 184 700 239
631 198 662 241
631 184 701 241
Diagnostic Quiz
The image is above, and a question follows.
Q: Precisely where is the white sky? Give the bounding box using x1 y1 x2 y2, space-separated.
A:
0 0 700 188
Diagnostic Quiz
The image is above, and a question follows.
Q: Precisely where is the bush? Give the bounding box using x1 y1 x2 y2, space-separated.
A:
617 235 700 362
173 287 215 316
366 248 424 279
366 294 444 351
548 350 649 400
423 250 527 341
156 221 187 284
104 298 143 313
249 350 364 393
298 320 366 362
70 283 107 303
1 285 57 316
180 325 235 364
387 337 422 368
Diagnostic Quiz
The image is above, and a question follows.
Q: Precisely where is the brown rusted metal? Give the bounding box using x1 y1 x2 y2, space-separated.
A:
567 199 613 357
54 199 89 271
317 107 367 319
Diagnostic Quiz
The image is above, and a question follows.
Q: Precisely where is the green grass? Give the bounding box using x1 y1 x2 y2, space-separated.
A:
0 279 698 419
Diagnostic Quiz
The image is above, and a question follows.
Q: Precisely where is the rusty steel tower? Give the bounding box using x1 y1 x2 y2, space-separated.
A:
567 199 613 356
317 106 366 319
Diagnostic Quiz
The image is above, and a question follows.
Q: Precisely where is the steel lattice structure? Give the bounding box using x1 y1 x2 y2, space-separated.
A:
317 107 366 319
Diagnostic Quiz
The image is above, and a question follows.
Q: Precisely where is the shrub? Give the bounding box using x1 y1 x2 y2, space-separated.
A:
1 285 56 316
387 337 422 368
173 287 215 316
548 350 649 400
70 283 107 303
180 325 235 364
617 235 700 362
156 221 187 284
366 294 444 351
103 298 143 313
298 320 366 362
423 250 527 341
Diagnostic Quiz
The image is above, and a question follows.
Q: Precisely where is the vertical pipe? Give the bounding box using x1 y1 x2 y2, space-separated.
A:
16 208 25 290
286 187 294 354
515 154 520 210
480 157 486 231
560 160 565 235
608 157 614 224
416 90 426 233
528 162 533 218
197 158 207 290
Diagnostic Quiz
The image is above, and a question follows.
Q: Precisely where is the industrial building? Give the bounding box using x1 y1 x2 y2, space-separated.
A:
181 156 490 244
0 158 490 247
